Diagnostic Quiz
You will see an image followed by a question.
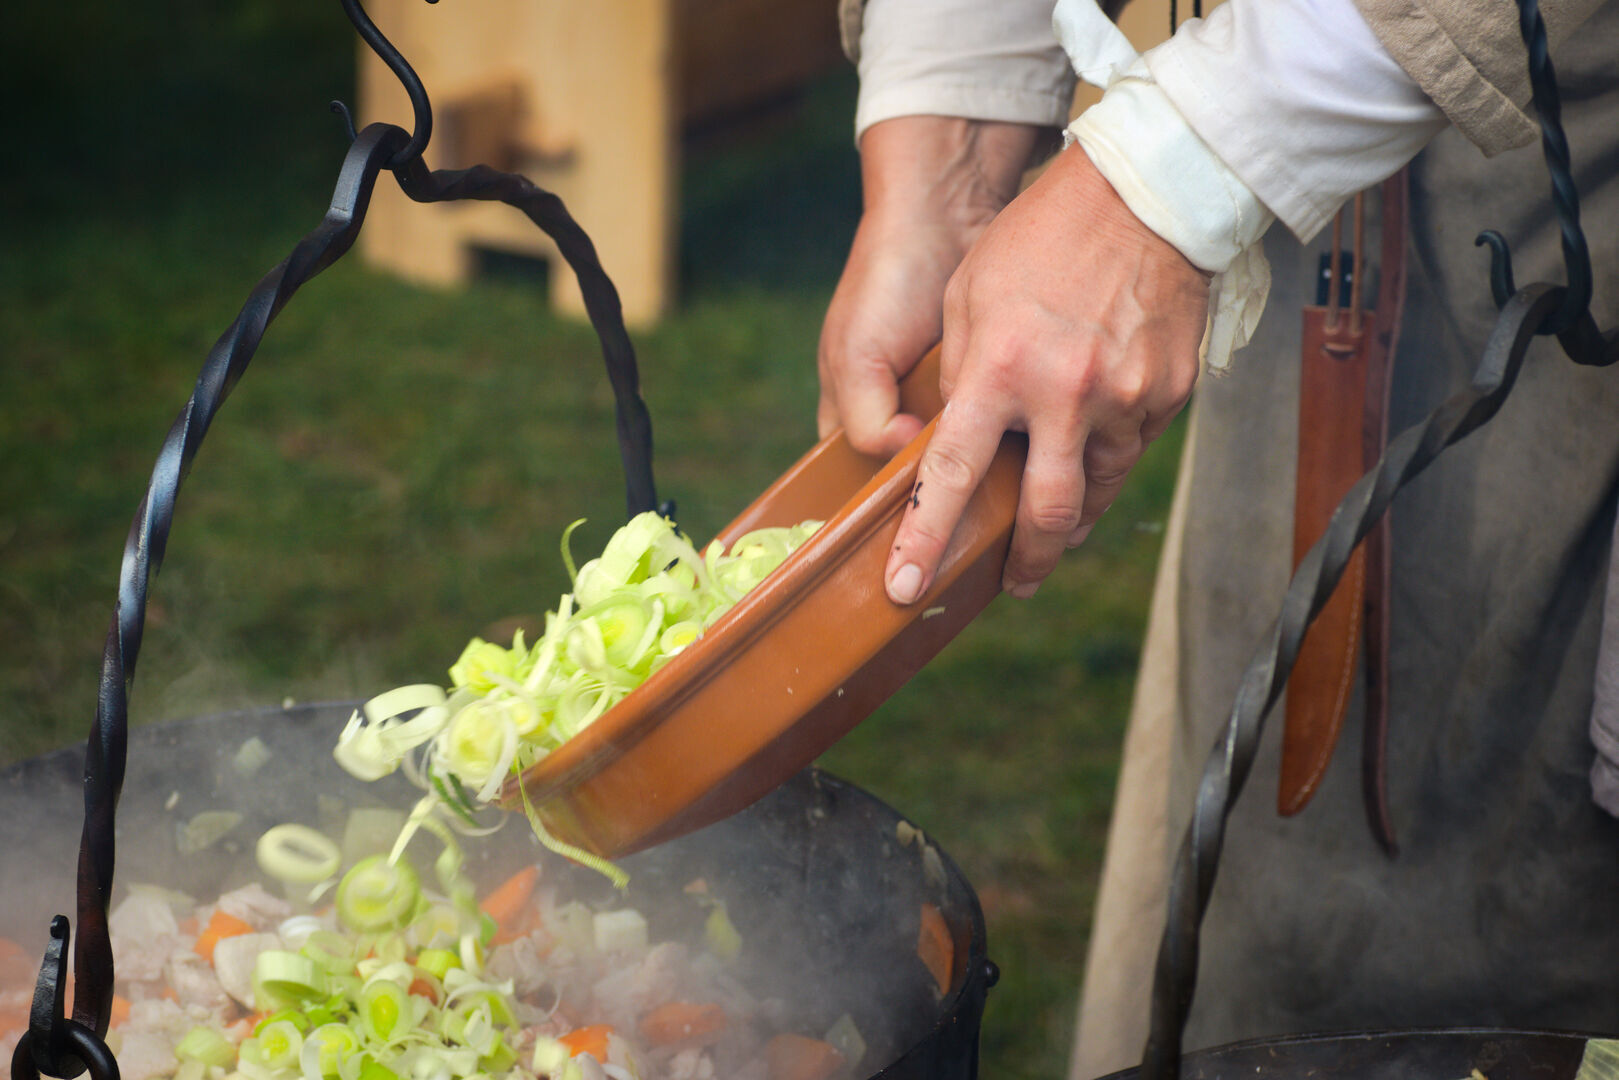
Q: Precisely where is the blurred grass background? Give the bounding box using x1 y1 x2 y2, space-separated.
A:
0 3 1181 1075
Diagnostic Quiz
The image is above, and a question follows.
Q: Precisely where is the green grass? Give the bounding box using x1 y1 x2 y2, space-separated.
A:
0 8 1180 1076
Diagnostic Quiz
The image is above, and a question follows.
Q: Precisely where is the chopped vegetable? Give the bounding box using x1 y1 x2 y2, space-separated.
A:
193 909 255 963
916 902 953 995
253 951 326 1010
702 904 742 963
822 1014 867 1071
257 823 342 886
177 810 243 855
764 1033 846 1080
592 909 647 954
479 865 540 945
234 736 273 776
107 826 876 1080
331 513 821 884
335 856 421 934
558 1025 614 1061
176 1026 236 1068
638 1002 726 1047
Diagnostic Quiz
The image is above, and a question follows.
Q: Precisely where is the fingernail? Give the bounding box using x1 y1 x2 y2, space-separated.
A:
1005 581 1039 600
889 563 924 605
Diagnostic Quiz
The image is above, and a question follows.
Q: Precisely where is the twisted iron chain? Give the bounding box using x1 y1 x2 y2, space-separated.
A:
1519 0 1592 337
19 0 662 1063
1139 1 1618 1073
1139 286 1564 1080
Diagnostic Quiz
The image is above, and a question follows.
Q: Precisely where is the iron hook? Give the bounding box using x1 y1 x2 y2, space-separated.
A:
329 99 359 144
339 0 438 168
1475 231 1515 311
13 916 106 1080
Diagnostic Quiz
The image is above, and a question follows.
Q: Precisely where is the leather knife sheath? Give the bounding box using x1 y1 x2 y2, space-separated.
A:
1279 173 1406 853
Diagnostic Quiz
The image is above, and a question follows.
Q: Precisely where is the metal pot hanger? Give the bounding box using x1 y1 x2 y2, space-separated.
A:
12 6 662 1080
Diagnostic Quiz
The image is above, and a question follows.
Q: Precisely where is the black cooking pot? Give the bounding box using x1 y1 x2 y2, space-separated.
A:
0 703 992 1080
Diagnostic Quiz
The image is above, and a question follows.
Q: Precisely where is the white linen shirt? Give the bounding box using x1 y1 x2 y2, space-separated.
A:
853 0 1449 369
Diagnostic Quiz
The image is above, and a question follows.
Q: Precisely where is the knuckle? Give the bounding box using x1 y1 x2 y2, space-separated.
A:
1111 367 1152 410
1085 438 1142 484
920 443 981 493
1086 460 1135 492
1024 501 1084 535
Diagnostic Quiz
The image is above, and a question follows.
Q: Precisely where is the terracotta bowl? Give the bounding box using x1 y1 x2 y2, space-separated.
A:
499 346 1026 855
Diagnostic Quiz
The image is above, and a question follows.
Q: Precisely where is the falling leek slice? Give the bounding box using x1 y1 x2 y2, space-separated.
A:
258 824 343 886
335 856 421 934
333 512 822 884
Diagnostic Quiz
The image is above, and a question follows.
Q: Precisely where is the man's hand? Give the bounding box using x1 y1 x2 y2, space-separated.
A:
885 145 1209 605
818 116 1046 457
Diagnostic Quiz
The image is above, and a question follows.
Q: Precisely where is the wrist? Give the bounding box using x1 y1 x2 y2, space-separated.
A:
1066 65 1273 275
859 116 1043 234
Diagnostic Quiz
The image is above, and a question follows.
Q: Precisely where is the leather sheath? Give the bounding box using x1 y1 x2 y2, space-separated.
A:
1279 172 1407 853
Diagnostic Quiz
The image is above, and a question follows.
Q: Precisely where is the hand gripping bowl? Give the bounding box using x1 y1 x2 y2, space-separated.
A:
501 346 1028 857
0 704 995 1080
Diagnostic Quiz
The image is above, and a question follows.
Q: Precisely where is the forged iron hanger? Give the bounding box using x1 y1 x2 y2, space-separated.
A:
13 5 662 1080
1137 2 1618 1079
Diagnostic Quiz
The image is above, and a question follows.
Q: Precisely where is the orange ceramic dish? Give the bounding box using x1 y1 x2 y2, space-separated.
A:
498 347 1026 856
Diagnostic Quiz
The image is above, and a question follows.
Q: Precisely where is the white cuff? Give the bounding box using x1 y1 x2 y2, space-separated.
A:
1142 0 1447 242
1054 0 1273 372
1067 64 1273 275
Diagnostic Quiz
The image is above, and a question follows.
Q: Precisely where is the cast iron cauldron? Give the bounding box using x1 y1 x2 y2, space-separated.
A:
0 704 993 1080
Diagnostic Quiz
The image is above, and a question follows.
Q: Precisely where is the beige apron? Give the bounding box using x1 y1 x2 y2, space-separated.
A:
1071 7 1619 1074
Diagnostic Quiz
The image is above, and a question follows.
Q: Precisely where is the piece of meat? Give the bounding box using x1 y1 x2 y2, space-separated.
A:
666 1047 716 1080
111 892 186 984
115 933 189 985
487 933 558 998
126 997 191 1035
163 952 232 1013
115 1030 178 1080
212 883 293 931
111 892 181 942
209 932 283 1008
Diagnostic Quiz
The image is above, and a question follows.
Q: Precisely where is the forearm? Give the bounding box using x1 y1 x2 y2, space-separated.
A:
859 116 1044 230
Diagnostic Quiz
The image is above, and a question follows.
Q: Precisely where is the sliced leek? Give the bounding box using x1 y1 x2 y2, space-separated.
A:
332 512 821 885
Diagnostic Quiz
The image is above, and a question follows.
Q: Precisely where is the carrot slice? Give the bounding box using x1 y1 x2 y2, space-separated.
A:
194 909 254 963
765 1033 846 1080
916 902 953 995
480 865 541 945
639 1001 727 1047
558 1024 614 1061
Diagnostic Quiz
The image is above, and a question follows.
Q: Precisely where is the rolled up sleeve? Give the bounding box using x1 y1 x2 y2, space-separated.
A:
853 0 1078 140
